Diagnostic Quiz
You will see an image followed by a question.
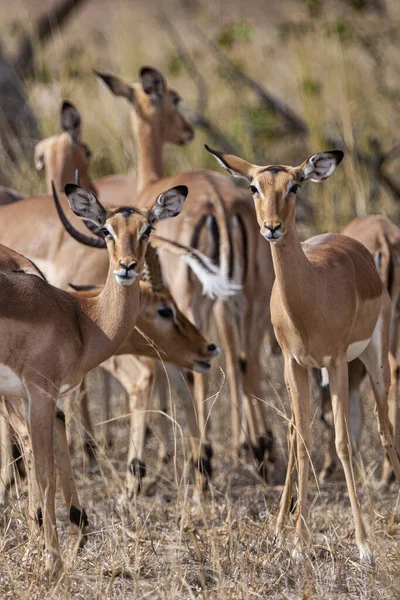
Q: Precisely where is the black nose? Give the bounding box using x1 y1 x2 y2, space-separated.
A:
207 343 217 352
265 223 281 234
119 260 137 271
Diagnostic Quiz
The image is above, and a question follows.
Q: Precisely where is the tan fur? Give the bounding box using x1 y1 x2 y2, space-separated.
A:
95 68 275 471
320 215 400 484
207 147 400 563
35 113 96 194
0 186 185 578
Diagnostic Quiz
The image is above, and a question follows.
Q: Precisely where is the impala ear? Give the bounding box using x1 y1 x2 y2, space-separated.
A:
34 140 46 170
61 101 81 143
297 150 344 182
64 184 107 228
149 185 188 224
205 145 257 182
94 70 134 103
139 66 166 101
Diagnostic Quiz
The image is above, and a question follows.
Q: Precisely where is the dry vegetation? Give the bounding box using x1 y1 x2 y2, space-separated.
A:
1 0 400 598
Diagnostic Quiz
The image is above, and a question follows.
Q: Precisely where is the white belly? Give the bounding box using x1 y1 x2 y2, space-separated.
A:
0 365 25 398
346 339 370 362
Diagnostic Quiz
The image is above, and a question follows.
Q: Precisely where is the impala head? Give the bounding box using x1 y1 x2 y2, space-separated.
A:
35 101 95 193
206 145 344 242
138 284 220 371
63 183 188 286
94 67 194 145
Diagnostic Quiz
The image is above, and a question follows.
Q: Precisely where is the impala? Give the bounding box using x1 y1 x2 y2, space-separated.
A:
93 67 276 476
319 214 400 485
0 243 220 504
0 181 187 577
34 100 96 194
206 145 400 563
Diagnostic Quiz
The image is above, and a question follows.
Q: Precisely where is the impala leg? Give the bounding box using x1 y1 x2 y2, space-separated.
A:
26 383 62 578
381 349 399 485
319 359 366 484
328 360 371 564
0 398 14 505
53 409 88 541
360 342 400 486
276 417 297 534
79 378 99 474
153 362 172 465
125 361 153 497
99 369 112 449
280 358 310 556
214 298 242 460
243 317 275 477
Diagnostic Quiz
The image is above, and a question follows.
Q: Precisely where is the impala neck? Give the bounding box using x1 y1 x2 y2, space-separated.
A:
270 221 314 327
78 261 141 373
133 110 163 194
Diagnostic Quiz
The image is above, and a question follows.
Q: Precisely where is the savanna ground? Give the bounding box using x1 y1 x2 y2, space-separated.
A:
2 0 400 597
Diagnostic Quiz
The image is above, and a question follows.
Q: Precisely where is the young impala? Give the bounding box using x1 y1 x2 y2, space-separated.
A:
206 145 400 563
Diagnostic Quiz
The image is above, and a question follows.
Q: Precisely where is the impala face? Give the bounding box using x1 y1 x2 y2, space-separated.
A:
139 285 220 370
95 66 194 147
205 145 344 243
64 184 188 287
35 101 95 194
249 167 300 243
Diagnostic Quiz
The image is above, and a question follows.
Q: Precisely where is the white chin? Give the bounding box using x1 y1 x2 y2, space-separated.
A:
115 275 136 286
263 235 282 243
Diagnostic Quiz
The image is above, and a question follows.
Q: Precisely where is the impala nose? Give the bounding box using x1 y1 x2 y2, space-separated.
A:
207 343 220 357
264 223 281 234
119 260 137 271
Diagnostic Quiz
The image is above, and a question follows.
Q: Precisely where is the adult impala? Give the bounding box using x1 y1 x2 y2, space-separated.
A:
0 182 187 578
206 145 400 563
93 67 275 473
319 214 400 484
35 100 96 194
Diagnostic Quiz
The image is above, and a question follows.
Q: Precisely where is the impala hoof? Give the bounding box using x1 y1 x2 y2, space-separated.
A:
359 545 375 566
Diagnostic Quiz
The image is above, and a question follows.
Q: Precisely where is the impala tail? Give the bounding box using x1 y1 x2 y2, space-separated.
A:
151 235 241 300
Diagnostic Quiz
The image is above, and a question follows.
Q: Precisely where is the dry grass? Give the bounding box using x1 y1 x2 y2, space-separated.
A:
2 352 400 598
1 0 400 597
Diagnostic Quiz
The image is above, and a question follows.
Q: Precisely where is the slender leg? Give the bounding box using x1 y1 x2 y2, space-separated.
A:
319 359 366 484
242 303 275 476
328 360 372 564
101 357 153 497
99 369 112 448
53 409 88 540
381 349 399 484
278 358 310 556
78 378 99 474
26 381 62 578
359 335 400 486
214 298 243 460
276 417 297 534
0 397 14 505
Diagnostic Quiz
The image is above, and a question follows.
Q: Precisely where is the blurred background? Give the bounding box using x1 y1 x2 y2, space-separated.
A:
1 0 400 236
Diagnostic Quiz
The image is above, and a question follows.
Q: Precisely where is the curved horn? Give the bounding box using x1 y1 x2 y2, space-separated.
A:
142 244 165 292
51 181 106 249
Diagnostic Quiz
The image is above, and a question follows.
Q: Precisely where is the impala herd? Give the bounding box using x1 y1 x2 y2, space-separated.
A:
0 65 399 579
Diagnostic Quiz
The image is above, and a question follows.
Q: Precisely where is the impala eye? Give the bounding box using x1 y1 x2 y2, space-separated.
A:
101 228 112 237
158 306 174 319
141 225 152 239
250 185 258 194
289 184 300 194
